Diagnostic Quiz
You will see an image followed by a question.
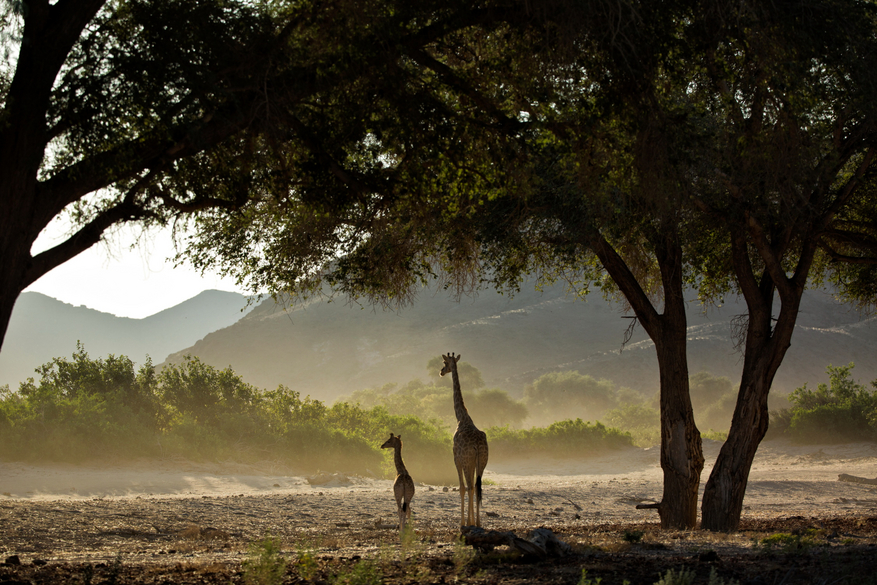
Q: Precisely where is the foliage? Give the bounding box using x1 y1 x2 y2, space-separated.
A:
0 345 414 474
689 372 736 433
604 403 660 447
577 569 603 585
602 373 736 447
452 535 476 576
294 539 319 582
0 343 163 460
344 379 528 431
0 346 642 481
243 535 287 585
425 355 485 390
772 363 877 443
2 0 559 362
621 529 644 543
332 560 381 585
523 371 624 427
754 532 824 556
653 568 695 585
342 357 527 431
487 419 633 459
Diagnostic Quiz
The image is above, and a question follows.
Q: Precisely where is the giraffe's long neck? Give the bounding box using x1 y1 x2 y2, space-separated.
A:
393 445 408 476
451 365 471 425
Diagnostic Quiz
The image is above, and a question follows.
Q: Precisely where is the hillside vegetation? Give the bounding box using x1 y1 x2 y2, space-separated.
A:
5 345 867 485
0 347 634 484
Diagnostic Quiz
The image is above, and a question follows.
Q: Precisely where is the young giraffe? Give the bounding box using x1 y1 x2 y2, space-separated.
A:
440 352 489 527
380 432 415 533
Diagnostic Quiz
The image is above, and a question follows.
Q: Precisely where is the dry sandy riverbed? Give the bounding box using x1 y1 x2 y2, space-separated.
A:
1 439 877 584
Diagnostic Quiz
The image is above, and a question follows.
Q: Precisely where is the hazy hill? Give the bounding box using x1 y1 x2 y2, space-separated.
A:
162 284 877 403
0 290 253 388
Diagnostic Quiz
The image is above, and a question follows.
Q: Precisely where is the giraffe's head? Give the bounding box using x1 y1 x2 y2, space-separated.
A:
381 433 402 450
440 352 460 377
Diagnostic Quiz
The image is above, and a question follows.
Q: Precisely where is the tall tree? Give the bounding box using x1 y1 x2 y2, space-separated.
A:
0 0 520 352
184 0 711 529
684 0 877 531
180 0 877 532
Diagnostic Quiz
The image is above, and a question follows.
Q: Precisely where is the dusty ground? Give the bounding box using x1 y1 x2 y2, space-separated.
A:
1 439 877 584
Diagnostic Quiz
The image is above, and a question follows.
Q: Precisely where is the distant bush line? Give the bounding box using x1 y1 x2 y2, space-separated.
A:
0 345 633 484
4 346 864 479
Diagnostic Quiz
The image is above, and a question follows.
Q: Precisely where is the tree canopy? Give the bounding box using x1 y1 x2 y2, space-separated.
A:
0 0 536 351
4 0 877 532
179 0 877 531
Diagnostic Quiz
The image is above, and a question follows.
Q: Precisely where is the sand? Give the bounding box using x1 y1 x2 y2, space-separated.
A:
1 438 876 583
2 439 876 514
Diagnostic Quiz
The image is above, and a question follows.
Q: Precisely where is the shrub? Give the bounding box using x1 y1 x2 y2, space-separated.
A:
0 343 163 460
487 418 633 459
780 363 877 443
243 534 287 585
603 403 660 447
690 372 736 432
0 346 630 477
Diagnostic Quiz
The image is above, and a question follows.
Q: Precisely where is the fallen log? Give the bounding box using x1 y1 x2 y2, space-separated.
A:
837 474 877 485
461 526 570 557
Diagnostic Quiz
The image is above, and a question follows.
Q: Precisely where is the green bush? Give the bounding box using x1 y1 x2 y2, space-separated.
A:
776 363 877 444
603 402 660 447
690 372 736 433
0 343 163 460
487 418 633 459
602 373 737 447
0 346 634 479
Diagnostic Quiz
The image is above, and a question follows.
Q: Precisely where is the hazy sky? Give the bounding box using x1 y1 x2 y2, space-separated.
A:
24 221 246 319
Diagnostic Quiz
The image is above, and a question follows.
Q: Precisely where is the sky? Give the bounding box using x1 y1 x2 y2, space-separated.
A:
24 221 247 319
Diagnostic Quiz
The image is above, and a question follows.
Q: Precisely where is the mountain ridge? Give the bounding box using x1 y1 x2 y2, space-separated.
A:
4 284 875 407
162 283 877 404
0 290 253 388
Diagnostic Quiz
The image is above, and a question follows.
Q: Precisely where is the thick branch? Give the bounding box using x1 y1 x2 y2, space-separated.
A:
35 101 262 227
407 48 521 133
588 232 661 337
23 200 150 289
818 244 877 265
729 225 764 310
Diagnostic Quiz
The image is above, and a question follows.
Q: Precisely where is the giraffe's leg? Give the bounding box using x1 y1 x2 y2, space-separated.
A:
395 483 405 533
457 465 467 527
476 444 488 527
465 466 477 526
475 477 481 527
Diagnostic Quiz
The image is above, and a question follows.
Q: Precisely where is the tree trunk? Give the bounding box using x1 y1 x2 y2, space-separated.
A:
0 229 31 355
700 367 773 531
701 262 802 531
654 325 704 529
590 232 703 529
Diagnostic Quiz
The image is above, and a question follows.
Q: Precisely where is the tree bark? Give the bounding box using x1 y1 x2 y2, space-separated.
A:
700 230 805 531
590 232 703 529
701 296 800 530
653 323 703 529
